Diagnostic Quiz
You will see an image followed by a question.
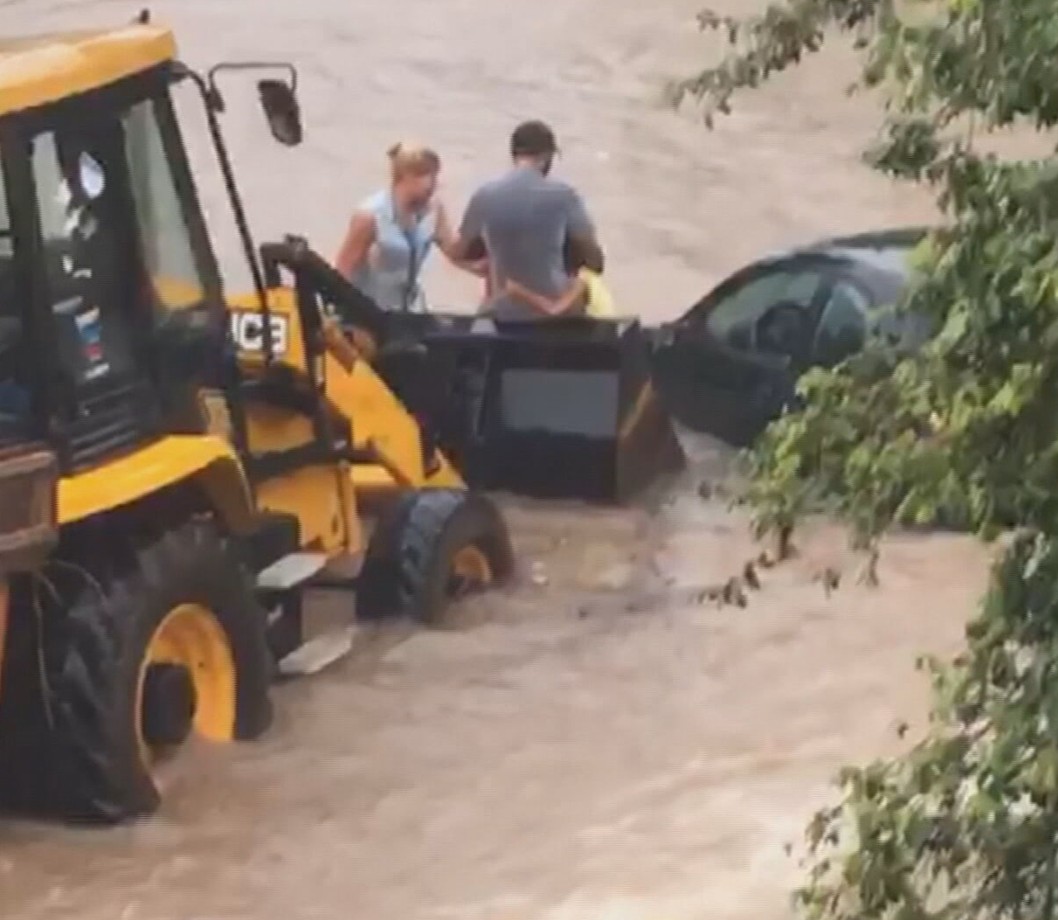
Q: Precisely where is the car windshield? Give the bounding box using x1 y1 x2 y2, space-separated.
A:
831 242 916 278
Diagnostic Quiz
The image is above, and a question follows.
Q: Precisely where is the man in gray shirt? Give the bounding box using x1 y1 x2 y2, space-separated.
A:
452 120 604 320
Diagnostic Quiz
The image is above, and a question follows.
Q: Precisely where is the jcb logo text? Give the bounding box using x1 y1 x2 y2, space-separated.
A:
230 311 289 356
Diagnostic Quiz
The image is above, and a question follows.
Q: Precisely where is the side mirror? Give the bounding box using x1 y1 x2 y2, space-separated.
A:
258 79 303 146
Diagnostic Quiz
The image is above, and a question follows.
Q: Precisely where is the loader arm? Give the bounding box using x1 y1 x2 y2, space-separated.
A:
229 239 464 497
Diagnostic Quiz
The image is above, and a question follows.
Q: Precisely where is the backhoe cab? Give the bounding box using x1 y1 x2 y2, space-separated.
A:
0 22 512 824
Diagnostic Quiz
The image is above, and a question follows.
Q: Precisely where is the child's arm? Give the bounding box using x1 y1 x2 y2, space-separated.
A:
505 277 588 316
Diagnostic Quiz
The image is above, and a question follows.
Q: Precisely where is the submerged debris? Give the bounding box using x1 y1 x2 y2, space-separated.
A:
743 560 761 590
530 562 549 587
818 567 841 596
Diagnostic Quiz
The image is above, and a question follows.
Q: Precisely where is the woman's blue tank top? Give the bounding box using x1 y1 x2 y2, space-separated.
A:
350 189 437 312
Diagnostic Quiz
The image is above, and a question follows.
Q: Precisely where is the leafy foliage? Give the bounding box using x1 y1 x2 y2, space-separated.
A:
675 0 1058 548
798 532 1058 920
675 0 1058 917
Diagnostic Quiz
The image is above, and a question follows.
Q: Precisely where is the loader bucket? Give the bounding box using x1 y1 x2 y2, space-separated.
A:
380 314 686 503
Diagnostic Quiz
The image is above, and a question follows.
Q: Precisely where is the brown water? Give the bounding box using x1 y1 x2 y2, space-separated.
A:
0 1 985 918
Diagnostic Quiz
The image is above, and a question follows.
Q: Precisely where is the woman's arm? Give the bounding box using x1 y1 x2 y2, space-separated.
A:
334 210 376 279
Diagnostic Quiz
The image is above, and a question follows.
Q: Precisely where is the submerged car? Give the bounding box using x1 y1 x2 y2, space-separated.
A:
651 227 930 446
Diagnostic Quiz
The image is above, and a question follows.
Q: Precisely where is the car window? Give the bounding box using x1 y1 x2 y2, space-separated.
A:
813 280 870 366
704 269 823 351
869 303 935 350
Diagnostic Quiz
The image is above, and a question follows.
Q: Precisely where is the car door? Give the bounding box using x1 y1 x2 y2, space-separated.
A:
652 260 828 445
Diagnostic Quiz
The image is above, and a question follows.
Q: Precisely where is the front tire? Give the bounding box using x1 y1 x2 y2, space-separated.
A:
0 519 272 823
358 489 513 626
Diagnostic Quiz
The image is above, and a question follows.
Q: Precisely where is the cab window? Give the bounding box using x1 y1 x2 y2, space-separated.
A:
122 98 207 311
0 160 29 436
0 157 13 302
29 124 139 390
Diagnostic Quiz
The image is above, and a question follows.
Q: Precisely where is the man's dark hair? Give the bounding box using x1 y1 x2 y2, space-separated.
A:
510 120 558 158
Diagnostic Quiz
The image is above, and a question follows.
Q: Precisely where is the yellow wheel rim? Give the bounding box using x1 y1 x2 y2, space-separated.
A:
449 544 493 592
136 603 236 763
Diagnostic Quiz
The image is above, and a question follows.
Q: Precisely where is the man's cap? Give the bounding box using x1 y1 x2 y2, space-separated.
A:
510 120 559 157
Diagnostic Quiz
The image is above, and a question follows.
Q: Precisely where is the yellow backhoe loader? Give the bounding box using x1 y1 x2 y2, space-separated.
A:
0 18 513 823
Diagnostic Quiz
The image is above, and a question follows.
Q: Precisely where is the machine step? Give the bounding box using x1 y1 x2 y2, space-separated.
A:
256 552 328 591
277 626 354 676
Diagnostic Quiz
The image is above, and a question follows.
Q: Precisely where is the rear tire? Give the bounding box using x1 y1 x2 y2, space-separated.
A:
358 489 513 626
0 519 272 824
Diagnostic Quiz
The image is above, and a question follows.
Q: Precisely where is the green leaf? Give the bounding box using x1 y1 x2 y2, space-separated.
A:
678 2 1058 918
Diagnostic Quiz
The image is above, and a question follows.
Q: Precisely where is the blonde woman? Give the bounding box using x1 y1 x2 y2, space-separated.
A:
334 142 481 312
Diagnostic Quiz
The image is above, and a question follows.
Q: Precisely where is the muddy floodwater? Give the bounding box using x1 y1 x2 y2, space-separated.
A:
1 0 986 918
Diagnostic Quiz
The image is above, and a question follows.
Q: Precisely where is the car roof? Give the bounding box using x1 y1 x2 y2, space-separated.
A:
676 227 930 324
0 25 176 118
758 226 930 275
